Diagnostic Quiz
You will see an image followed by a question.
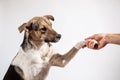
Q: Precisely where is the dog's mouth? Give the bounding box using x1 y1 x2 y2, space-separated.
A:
45 34 61 43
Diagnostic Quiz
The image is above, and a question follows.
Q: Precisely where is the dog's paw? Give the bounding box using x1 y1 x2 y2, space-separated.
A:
74 41 86 49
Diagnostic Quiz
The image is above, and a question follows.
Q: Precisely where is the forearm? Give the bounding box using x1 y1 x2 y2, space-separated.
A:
50 41 85 67
105 34 120 45
62 41 86 66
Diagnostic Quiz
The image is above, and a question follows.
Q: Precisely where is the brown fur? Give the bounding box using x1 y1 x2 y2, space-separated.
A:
19 15 58 49
4 15 81 80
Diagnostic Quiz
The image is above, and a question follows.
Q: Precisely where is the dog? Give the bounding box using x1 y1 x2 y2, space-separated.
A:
3 15 87 80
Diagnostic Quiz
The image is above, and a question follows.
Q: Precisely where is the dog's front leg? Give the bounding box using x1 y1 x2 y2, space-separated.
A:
50 41 86 67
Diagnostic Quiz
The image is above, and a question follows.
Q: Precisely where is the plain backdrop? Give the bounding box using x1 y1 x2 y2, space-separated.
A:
0 0 120 80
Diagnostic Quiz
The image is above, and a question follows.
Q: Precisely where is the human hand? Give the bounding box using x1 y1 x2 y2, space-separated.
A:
85 33 108 50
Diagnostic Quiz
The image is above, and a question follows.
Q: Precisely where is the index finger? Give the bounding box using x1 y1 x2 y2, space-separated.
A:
85 35 96 40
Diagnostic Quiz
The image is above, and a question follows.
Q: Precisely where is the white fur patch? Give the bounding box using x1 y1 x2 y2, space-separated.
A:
74 40 98 49
12 43 56 79
74 41 86 49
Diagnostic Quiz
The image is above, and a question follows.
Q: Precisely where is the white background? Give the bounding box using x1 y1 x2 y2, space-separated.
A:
0 0 120 80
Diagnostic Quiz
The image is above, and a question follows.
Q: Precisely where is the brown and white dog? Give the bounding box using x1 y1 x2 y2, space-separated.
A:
3 15 89 80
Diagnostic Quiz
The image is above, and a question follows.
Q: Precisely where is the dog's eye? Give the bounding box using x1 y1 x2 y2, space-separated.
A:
41 26 46 31
41 26 46 34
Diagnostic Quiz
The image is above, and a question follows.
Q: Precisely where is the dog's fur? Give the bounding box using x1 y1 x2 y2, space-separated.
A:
3 15 83 80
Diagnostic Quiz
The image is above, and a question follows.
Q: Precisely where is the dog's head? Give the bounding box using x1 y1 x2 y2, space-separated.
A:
18 15 61 43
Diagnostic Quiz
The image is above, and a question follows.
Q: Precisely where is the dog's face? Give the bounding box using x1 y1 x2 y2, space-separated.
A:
18 15 61 43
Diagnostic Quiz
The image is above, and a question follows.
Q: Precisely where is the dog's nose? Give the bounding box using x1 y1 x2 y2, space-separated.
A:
56 34 61 39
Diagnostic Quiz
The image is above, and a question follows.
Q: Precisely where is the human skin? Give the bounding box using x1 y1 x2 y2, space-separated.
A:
85 33 120 50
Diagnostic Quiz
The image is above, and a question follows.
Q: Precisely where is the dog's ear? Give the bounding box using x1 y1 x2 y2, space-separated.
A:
44 15 54 21
18 23 27 33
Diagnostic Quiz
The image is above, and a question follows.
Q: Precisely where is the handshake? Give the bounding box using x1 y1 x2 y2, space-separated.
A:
74 39 98 50
75 33 120 50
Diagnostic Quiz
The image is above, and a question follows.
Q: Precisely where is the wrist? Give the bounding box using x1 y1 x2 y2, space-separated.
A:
105 33 120 44
104 34 114 44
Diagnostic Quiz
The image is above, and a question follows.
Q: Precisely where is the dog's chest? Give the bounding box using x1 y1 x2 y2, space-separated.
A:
12 43 55 79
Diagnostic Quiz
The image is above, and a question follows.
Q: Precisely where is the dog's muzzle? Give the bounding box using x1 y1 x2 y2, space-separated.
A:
55 34 61 42
45 34 61 43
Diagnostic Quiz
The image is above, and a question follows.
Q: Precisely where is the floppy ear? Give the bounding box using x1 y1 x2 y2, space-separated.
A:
18 23 27 33
44 15 54 21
